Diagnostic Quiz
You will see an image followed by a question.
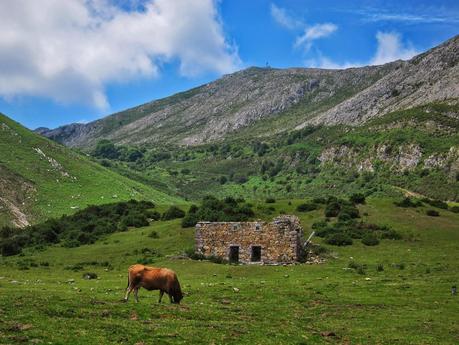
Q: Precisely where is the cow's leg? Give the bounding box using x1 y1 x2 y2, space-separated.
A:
169 293 173 304
134 288 139 303
124 286 134 301
158 290 164 303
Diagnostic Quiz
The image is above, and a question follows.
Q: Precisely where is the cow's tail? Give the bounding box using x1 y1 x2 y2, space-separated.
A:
170 275 183 304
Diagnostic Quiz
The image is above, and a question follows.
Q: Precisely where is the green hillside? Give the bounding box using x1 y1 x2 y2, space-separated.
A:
0 113 182 227
89 102 459 202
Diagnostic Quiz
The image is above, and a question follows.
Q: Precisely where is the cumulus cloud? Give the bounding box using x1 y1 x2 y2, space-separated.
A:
307 31 419 69
0 0 239 109
295 23 338 51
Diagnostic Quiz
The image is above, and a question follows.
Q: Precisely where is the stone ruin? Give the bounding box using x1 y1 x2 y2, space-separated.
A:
195 215 305 264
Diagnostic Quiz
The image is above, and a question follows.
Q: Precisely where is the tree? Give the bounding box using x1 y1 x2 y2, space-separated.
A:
93 140 119 159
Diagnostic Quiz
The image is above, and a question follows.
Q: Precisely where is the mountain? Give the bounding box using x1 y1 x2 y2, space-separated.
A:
0 113 182 227
37 35 458 148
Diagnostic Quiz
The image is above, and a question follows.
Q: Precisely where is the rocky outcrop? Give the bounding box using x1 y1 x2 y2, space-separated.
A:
304 35 459 126
319 144 458 176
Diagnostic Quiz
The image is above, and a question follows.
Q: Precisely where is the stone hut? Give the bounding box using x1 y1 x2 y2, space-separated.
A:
194 215 304 264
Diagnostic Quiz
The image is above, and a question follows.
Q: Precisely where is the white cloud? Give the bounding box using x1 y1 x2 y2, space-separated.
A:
0 0 239 109
270 4 302 29
270 4 337 51
295 23 338 51
370 31 419 65
307 31 419 69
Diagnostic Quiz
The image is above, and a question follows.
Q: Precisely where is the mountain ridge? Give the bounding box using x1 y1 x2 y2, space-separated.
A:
37 35 458 148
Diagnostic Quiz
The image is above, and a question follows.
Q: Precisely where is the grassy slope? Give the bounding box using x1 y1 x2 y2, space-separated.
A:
0 114 182 225
0 198 458 344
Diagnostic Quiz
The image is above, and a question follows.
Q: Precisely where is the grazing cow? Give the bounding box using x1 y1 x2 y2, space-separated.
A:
124 264 183 304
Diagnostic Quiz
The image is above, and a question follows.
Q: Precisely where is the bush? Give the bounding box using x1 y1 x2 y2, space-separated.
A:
325 233 353 246
181 196 254 228
394 197 422 208
148 231 159 239
361 233 380 246
338 205 360 221
181 213 199 228
376 263 384 272
422 199 448 209
296 203 317 212
162 206 186 220
145 210 161 221
450 206 459 213
265 197 276 204
324 202 341 217
0 239 23 256
312 197 327 204
348 261 366 275
120 213 149 228
350 193 366 204
380 228 402 240
426 209 439 217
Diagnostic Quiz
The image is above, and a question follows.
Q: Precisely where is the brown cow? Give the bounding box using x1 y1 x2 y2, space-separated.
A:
124 264 183 304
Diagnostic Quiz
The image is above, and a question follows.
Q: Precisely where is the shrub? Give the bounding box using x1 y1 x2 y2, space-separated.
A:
376 263 384 272
450 206 459 213
350 193 366 204
361 233 380 246
348 261 366 274
394 197 422 208
181 213 199 228
145 210 161 221
338 205 360 221
422 199 448 209
219 176 227 184
312 197 327 204
265 197 276 204
162 206 186 220
0 239 23 256
311 220 328 231
148 231 159 239
325 233 353 246
296 203 317 212
181 196 254 228
324 202 341 217
120 213 149 228
426 209 440 217
380 228 402 240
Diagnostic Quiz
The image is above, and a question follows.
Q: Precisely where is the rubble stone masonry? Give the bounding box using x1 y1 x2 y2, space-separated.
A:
195 215 304 264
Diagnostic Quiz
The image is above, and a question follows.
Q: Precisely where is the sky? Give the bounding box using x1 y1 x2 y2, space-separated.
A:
0 0 458 130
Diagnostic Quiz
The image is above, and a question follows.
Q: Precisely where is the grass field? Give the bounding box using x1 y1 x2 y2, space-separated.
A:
0 198 458 344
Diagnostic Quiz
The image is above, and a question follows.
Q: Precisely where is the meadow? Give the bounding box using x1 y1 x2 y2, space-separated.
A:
0 198 458 344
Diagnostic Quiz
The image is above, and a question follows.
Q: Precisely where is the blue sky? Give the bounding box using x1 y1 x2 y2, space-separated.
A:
0 0 457 130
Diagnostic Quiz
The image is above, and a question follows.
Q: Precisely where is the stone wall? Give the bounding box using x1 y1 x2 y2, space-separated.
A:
195 215 304 264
